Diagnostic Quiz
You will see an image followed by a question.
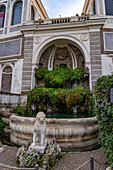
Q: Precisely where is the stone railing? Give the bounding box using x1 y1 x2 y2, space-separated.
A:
34 15 89 25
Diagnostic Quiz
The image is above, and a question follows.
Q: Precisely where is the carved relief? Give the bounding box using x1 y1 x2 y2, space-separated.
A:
34 36 42 44
80 33 89 41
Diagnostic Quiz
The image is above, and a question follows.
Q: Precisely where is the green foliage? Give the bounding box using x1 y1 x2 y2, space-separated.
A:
44 68 73 88
35 68 48 80
26 87 92 116
13 105 26 116
71 67 85 81
95 74 113 165
35 67 85 88
0 116 4 135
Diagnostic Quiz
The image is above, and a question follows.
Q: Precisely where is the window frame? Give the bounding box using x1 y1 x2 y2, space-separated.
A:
0 4 6 29
11 0 23 26
0 63 14 93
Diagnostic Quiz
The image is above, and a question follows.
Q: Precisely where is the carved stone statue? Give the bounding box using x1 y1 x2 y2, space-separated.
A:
29 112 47 153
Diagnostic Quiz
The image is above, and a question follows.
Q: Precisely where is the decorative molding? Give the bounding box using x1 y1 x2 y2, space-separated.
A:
80 33 89 41
34 36 42 44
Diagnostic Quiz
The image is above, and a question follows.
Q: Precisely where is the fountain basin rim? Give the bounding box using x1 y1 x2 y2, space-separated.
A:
10 114 98 124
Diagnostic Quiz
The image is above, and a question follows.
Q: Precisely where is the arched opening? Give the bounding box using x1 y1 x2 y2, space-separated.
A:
0 5 6 28
33 36 90 89
12 1 23 25
1 65 12 93
38 40 85 70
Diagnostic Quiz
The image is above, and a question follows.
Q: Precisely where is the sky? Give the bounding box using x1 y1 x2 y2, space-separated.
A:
41 0 86 18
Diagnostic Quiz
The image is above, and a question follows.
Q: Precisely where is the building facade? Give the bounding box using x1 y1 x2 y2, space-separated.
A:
0 0 113 109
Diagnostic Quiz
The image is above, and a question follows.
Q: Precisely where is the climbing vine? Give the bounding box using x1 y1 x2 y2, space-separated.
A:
95 75 113 165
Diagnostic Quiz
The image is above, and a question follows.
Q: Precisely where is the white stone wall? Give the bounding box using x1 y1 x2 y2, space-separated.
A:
13 59 23 94
102 54 113 76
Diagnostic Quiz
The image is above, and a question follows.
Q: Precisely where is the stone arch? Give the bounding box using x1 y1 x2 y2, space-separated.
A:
1 63 14 93
34 35 90 66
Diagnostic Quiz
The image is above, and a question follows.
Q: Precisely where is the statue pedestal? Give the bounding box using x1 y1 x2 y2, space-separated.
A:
30 143 47 154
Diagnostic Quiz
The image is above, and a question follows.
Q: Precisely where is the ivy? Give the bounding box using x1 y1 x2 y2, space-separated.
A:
95 74 113 165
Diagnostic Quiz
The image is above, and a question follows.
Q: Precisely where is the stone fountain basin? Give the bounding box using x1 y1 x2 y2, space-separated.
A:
10 114 99 151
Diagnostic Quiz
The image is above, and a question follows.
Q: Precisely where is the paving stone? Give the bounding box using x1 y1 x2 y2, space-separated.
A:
0 145 108 170
52 148 108 170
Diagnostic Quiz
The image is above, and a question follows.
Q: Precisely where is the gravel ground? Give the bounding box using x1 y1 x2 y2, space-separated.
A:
0 145 108 170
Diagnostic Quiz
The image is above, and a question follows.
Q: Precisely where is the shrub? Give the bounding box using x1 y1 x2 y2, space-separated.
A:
95 75 113 165
26 87 92 116
35 68 48 80
13 105 26 116
0 116 4 135
35 67 85 88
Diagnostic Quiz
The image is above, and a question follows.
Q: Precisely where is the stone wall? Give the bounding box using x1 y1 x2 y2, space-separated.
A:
21 37 33 93
0 93 27 111
90 32 102 88
39 45 55 68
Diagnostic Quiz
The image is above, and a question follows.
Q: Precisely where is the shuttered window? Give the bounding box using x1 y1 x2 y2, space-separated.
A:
0 5 6 28
12 1 23 25
105 0 113 15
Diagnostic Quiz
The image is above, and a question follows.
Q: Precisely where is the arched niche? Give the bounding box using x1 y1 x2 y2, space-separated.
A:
1 65 13 93
37 39 85 70
34 35 90 68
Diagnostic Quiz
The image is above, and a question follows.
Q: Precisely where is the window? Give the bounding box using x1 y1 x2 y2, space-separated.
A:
105 0 113 15
0 5 6 28
12 1 23 25
93 0 96 15
31 6 34 20
1 66 12 93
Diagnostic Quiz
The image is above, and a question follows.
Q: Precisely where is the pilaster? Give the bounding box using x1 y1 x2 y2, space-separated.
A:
90 31 102 89
21 36 33 93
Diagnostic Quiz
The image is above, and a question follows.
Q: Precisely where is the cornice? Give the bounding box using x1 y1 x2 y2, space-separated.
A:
18 18 106 34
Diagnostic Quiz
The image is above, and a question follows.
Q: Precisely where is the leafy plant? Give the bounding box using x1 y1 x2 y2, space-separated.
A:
35 67 85 88
0 116 4 135
13 105 26 116
35 68 48 80
71 67 84 82
26 87 92 116
95 74 113 165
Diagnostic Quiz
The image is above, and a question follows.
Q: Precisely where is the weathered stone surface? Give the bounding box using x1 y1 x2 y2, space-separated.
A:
10 114 99 151
17 139 61 169
90 31 102 88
